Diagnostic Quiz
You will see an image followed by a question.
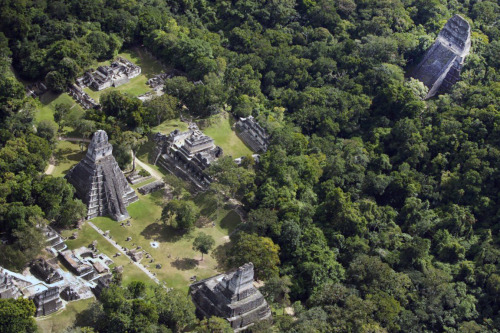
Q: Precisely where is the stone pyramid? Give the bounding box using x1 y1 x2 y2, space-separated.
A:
412 15 471 99
66 130 138 221
190 262 272 331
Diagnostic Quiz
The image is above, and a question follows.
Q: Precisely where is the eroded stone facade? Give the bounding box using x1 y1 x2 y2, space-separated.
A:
153 124 223 190
190 262 272 331
66 130 138 221
235 116 269 153
31 286 63 317
76 57 141 91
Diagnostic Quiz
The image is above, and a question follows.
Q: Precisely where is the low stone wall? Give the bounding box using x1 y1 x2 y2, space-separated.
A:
138 180 165 195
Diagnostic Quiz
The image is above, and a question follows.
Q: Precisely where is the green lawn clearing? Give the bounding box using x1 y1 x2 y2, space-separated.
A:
90 189 241 292
152 118 188 134
84 48 164 102
36 298 94 333
37 92 84 126
202 113 252 158
50 140 87 177
62 222 152 286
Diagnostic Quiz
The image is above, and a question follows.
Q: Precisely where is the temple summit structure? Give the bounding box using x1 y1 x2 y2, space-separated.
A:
190 262 272 331
412 15 471 99
153 123 223 190
66 130 138 221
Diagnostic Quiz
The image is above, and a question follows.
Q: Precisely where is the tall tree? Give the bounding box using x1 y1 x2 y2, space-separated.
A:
121 131 147 172
193 233 215 260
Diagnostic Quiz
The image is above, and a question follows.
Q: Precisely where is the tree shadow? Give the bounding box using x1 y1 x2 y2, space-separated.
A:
212 242 234 272
149 190 166 206
171 257 198 270
54 147 85 164
74 301 103 329
140 222 184 242
220 211 241 234
136 140 155 162
194 192 218 217
38 91 59 106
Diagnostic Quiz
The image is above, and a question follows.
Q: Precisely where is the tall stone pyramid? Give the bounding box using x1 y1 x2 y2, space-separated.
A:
412 15 471 99
190 262 272 331
66 130 138 221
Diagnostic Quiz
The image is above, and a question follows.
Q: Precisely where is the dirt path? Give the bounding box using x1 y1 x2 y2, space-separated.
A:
58 136 90 143
45 163 55 175
87 221 160 285
135 157 164 180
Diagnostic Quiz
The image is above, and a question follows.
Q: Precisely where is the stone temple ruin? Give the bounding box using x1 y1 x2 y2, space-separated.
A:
235 116 270 153
190 262 272 331
31 258 63 284
30 286 63 317
76 57 141 91
66 130 138 221
68 83 99 110
412 15 471 99
0 225 113 317
153 124 223 190
93 274 113 297
0 269 21 299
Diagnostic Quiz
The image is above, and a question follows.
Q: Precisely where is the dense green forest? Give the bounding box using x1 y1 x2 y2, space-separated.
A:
0 0 499 332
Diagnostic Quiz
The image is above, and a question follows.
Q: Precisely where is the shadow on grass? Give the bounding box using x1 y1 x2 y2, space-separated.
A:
194 192 218 217
140 222 184 242
39 91 59 106
74 301 101 328
129 47 165 79
171 257 198 270
220 211 241 234
212 242 234 272
149 190 166 206
54 148 84 162
136 140 155 162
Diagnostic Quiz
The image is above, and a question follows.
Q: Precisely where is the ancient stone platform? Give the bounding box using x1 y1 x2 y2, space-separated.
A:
412 15 471 99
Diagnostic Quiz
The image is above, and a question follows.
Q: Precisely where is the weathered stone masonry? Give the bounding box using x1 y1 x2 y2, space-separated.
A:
190 262 272 331
412 15 471 99
66 130 138 221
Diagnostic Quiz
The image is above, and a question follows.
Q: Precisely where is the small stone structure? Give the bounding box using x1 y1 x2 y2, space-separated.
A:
190 262 272 331
138 180 165 195
31 259 63 284
76 57 141 91
30 286 63 317
93 274 113 297
44 226 67 253
60 286 80 301
26 81 48 98
412 15 471 99
92 261 109 274
66 130 139 221
68 83 100 109
153 124 223 190
127 172 151 185
127 249 143 262
0 269 20 299
147 73 170 88
235 116 270 153
59 248 96 280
